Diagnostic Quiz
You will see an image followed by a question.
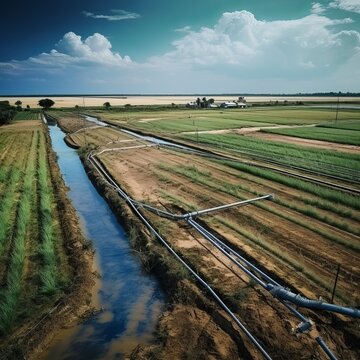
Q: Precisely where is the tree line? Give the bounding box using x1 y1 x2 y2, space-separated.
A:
0 98 56 126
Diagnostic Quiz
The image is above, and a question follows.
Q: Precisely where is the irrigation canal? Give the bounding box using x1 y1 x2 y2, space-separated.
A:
43 124 165 359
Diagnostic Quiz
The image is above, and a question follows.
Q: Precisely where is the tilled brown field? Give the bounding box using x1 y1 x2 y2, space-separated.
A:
63 120 359 359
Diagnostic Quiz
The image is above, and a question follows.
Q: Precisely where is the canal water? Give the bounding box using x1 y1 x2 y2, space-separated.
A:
44 124 165 359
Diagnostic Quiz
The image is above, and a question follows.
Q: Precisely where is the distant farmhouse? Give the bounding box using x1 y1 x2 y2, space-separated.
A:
187 96 247 109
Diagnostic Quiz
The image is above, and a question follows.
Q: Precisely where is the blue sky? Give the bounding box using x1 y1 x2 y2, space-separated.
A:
1 0 359 94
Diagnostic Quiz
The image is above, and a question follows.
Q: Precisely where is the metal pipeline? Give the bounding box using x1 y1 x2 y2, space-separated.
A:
86 136 341 360
268 285 360 318
132 194 274 221
316 337 337 360
87 152 273 360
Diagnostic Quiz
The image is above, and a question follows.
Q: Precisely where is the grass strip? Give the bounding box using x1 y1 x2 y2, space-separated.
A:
218 160 360 210
158 163 360 252
0 168 22 257
37 133 58 295
0 131 38 333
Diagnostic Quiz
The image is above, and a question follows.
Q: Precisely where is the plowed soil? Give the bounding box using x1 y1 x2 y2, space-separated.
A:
59 118 360 359
96 140 359 359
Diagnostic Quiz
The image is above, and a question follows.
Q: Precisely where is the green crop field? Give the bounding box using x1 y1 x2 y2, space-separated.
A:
0 121 68 335
91 107 360 134
13 111 40 120
316 119 360 131
180 132 360 181
262 126 360 145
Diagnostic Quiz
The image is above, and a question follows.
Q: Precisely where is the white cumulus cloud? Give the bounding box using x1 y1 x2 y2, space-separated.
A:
55 32 132 64
0 32 132 74
311 2 326 14
329 0 360 13
0 10 359 93
150 10 360 79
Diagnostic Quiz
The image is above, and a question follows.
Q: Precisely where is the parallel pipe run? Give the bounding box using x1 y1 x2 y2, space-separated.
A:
268 285 360 318
86 133 343 360
87 152 273 360
187 218 338 360
88 150 338 360
188 218 280 287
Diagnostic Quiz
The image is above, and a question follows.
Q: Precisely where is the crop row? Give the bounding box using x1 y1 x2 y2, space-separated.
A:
158 162 359 247
215 159 359 210
0 126 63 334
37 132 58 295
154 162 358 301
317 119 360 131
0 130 38 333
97 107 359 131
153 168 352 303
181 133 360 177
14 112 40 120
262 126 360 146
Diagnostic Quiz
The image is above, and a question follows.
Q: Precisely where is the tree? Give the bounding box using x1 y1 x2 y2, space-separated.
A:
103 102 111 109
201 97 207 108
38 98 55 109
15 100 22 111
0 101 16 125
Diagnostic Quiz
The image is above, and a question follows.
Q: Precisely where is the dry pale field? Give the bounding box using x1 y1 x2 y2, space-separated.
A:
2 95 360 108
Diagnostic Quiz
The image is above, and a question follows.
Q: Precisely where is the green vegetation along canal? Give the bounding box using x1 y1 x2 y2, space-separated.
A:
44 123 165 359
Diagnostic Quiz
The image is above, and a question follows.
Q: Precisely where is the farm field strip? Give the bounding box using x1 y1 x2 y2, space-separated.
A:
13 112 40 120
102 142 358 302
180 133 360 182
187 155 360 230
88 150 327 360
37 131 58 295
154 146 360 228
0 134 17 166
262 126 360 146
0 129 38 333
176 155 360 224
0 121 72 338
158 160 360 241
92 107 360 136
89 145 356 360
0 133 32 257
66 119 360 290
317 119 360 131
52 112 359 357
155 160 360 296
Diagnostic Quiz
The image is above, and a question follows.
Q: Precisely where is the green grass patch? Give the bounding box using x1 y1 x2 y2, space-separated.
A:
13 112 40 120
181 132 360 179
0 131 38 333
262 126 360 146
317 119 360 131
90 107 360 134
218 160 360 210
37 133 58 295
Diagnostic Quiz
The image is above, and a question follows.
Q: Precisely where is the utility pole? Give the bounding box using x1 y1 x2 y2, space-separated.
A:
335 93 340 124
